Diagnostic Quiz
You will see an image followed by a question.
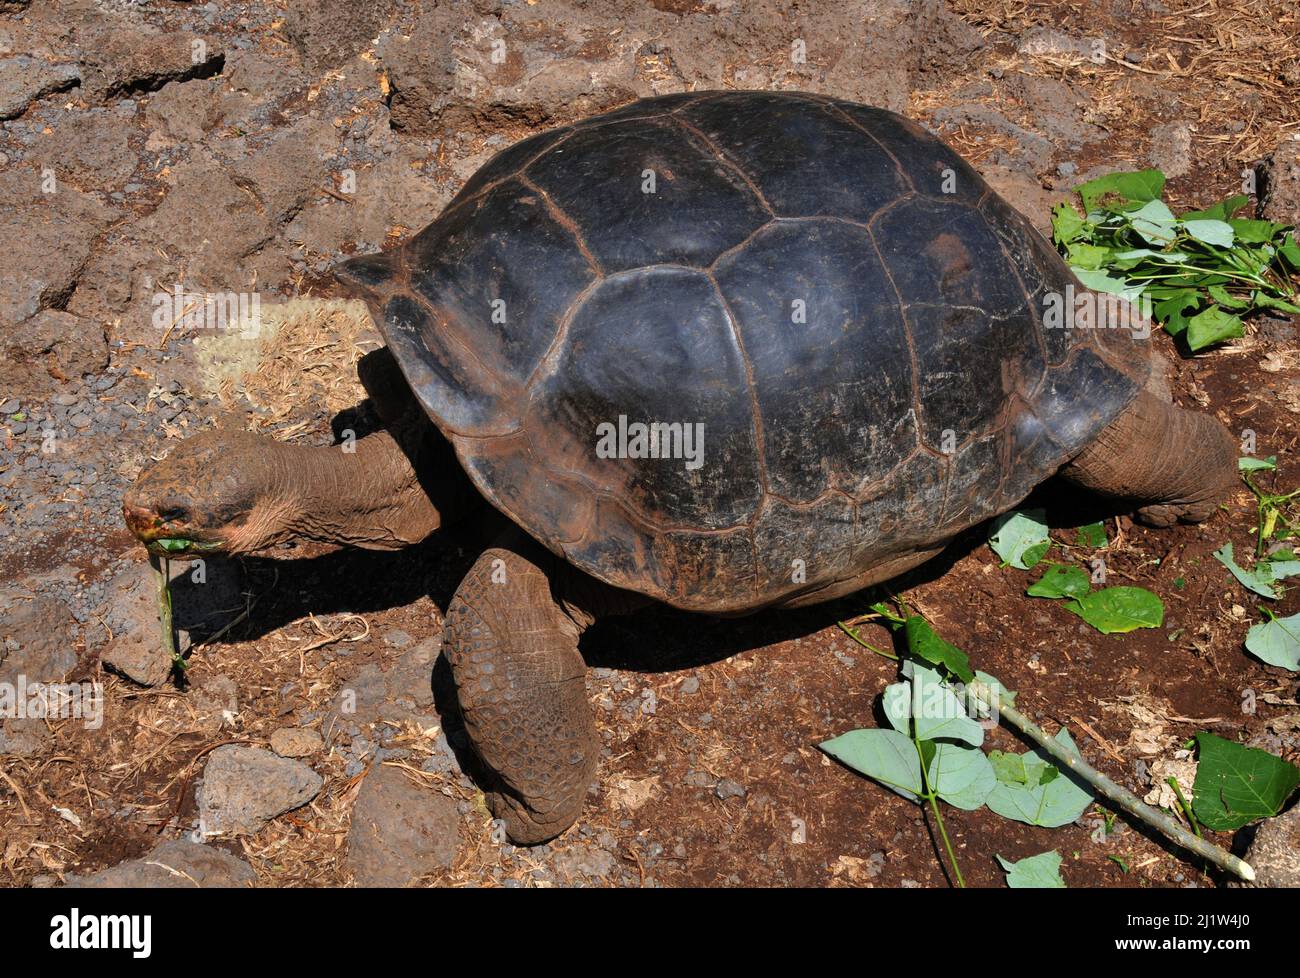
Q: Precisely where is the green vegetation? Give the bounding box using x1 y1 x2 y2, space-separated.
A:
1051 169 1300 352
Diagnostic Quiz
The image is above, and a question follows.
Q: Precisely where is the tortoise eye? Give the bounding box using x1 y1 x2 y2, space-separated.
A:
158 505 190 524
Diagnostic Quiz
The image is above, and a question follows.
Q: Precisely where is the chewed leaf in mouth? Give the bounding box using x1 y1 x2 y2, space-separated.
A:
149 537 222 556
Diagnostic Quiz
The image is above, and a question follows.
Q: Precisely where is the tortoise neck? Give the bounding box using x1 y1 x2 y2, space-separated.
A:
233 431 448 553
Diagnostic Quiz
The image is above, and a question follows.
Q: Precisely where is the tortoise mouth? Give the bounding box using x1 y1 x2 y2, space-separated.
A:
122 503 228 558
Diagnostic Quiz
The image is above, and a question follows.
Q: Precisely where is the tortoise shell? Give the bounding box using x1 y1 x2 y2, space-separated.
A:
338 90 1150 613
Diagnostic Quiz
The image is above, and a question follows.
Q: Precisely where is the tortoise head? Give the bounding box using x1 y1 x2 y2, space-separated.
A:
123 428 296 558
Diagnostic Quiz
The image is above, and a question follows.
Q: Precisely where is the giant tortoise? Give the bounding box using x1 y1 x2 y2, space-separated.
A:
123 91 1237 844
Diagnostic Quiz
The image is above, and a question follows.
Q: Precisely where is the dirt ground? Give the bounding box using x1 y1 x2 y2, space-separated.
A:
2 0 1299 888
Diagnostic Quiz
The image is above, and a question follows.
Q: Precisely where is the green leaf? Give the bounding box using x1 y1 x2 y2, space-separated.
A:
1154 290 1201 337
989 750 1029 785
882 668 984 747
1254 292 1300 315
1191 732 1300 831
1244 612 1300 671
1051 202 1086 247
1075 169 1165 211
1027 562 1092 599
1065 586 1164 634
881 682 912 734
1278 235 1300 269
820 728 923 803
929 741 997 810
1179 194 1249 222
1075 521 1108 548
997 850 1066 888
1070 267 1145 303
1181 219 1235 248
989 509 1051 570
1109 248 1189 270
1213 542 1278 599
1065 242 1112 271
902 617 975 685
1128 199 1178 245
1265 559 1300 580
1226 218 1289 244
910 664 984 745
1184 305 1243 351
155 538 194 552
987 729 1094 827
1207 284 1249 309
1238 455 1277 473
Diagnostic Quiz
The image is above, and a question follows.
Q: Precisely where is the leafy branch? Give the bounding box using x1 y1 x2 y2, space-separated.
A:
1051 168 1300 352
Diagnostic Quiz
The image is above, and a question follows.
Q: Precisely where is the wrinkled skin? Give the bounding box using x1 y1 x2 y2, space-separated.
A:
124 428 284 557
124 426 459 558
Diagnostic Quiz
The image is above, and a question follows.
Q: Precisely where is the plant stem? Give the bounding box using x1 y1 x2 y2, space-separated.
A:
149 554 181 671
915 681 967 884
836 621 898 659
1167 777 1202 838
969 682 1255 882
912 721 965 888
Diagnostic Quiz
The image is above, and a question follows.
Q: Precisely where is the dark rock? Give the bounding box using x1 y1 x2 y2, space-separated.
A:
1258 137 1300 232
1149 121 1193 178
198 745 323 836
146 77 221 142
101 635 172 687
99 558 245 666
31 110 139 189
270 726 324 758
230 118 336 223
0 590 77 684
0 170 119 334
0 55 80 120
0 719 53 757
345 764 460 885
285 0 401 72
978 164 1069 236
1239 804 1300 887
76 22 225 99
63 839 256 888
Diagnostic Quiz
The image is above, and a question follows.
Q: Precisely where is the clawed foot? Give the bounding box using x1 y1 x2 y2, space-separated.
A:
1135 498 1222 528
487 790 579 846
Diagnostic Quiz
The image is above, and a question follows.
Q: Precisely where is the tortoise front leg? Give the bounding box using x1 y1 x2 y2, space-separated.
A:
1058 390 1238 527
443 534 600 844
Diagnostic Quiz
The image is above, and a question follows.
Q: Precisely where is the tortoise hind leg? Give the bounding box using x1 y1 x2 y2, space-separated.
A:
1058 389 1238 527
443 534 599 844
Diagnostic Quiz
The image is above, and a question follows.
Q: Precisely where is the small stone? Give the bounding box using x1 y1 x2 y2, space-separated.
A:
382 628 413 649
714 779 747 800
0 719 52 758
63 839 256 888
680 676 700 695
101 636 172 687
198 745 322 837
270 727 324 758
345 764 460 886
1238 804 1300 888
0 591 78 683
1149 121 1192 178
